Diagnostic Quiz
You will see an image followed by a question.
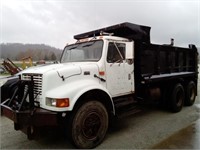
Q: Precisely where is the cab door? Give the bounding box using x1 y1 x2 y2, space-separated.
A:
105 41 134 97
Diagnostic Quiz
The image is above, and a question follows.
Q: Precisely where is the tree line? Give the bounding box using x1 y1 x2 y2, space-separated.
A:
0 43 62 61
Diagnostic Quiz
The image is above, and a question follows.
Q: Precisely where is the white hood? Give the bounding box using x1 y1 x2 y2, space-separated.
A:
21 63 82 77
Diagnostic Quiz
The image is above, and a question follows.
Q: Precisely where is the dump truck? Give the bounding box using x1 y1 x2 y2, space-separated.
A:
1 22 198 148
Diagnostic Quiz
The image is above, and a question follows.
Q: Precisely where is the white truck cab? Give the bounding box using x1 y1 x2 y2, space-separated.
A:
20 36 134 113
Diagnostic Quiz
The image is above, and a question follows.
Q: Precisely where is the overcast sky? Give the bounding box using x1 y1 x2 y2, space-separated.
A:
1 0 200 49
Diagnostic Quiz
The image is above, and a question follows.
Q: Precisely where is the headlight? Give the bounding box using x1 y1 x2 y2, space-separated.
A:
46 98 70 107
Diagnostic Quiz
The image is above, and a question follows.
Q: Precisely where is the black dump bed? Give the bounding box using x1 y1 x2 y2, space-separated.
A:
134 43 198 83
74 22 151 43
134 42 198 99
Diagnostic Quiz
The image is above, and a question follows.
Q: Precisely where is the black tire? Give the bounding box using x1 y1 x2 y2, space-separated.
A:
185 81 196 106
68 100 108 149
1 78 19 102
170 83 185 112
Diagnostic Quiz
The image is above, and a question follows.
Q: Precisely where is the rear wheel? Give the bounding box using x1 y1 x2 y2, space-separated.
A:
185 81 196 106
68 100 108 149
170 83 185 112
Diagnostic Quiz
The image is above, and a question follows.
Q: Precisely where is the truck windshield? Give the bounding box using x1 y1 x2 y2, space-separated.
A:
61 40 103 63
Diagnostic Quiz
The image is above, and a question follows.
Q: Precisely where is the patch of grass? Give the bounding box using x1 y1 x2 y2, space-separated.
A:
0 73 11 76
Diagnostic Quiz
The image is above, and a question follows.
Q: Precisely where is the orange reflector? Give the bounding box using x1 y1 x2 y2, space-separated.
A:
99 71 105 76
56 98 70 107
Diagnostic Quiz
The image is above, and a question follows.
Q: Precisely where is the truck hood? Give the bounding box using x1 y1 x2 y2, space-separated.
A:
20 62 99 79
20 63 82 77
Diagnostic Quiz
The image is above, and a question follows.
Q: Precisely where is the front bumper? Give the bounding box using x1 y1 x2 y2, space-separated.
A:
0 75 64 140
1 100 58 127
1 100 59 140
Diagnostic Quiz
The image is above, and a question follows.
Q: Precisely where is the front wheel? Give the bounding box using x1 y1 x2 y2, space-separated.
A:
68 100 109 149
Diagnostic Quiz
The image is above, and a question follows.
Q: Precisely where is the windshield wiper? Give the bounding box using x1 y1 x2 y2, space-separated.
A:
69 46 78 50
82 41 95 47
68 44 81 50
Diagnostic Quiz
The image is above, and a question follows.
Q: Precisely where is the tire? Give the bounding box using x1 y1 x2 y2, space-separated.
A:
170 83 185 112
68 100 108 149
1 78 19 102
185 81 196 106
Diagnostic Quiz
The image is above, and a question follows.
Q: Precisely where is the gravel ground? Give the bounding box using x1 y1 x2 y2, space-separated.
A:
0 72 200 149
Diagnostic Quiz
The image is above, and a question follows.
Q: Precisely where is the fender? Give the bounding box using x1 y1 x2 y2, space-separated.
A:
45 79 115 114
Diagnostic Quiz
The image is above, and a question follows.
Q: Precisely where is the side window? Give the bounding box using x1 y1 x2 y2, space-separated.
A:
107 42 126 63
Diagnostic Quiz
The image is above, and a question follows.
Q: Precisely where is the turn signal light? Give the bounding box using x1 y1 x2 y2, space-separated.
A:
56 98 70 107
99 71 105 76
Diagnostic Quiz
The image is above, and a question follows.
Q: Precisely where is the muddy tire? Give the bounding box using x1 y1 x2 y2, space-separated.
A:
68 100 108 149
170 83 185 112
185 81 196 106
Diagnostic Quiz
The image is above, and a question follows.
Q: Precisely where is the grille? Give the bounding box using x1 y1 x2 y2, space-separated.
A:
22 73 43 96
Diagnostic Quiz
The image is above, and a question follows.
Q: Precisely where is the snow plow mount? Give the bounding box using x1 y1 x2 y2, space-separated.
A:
1 75 58 139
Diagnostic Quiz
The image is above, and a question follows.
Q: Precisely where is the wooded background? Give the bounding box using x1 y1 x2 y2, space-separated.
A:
0 43 62 61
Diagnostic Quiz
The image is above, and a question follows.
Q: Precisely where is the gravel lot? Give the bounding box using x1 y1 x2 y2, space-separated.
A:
0 72 200 149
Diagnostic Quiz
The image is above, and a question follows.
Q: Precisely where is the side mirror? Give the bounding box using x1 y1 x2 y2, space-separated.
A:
126 41 134 59
126 41 134 65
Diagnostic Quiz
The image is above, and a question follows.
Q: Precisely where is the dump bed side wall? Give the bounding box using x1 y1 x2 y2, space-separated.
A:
140 44 197 75
134 42 198 98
